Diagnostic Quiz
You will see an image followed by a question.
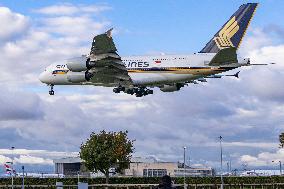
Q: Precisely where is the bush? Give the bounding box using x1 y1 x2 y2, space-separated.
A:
0 176 283 185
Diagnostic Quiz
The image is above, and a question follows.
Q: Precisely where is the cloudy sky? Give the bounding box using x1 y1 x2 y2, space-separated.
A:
0 0 284 173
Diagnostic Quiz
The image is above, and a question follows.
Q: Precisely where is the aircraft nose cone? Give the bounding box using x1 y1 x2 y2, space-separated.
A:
39 72 48 83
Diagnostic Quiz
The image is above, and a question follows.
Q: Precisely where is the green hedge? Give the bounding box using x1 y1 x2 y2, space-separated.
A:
0 176 284 185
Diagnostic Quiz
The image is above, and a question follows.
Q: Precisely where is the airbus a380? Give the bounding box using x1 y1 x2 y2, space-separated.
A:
39 3 265 97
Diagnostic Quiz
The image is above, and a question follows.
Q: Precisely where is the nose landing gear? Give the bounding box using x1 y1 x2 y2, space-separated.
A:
49 84 55 95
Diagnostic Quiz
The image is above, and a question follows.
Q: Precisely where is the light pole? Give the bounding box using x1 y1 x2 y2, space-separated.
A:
227 162 229 173
280 161 282 176
77 171 80 184
11 146 15 189
188 155 191 168
272 161 282 175
229 159 232 173
219 136 224 189
183 146 186 189
22 166 25 189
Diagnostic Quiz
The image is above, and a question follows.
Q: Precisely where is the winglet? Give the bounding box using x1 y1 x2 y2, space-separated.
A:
106 28 113 38
90 29 117 55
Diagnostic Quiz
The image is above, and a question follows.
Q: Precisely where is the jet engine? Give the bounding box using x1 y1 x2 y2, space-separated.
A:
67 71 93 83
159 84 184 92
66 57 96 72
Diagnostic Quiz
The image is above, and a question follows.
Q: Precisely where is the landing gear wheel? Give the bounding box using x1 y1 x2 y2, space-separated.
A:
113 86 126 94
135 93 143 97
146 89 153 95
113 88 120 93
120 87 154 97
126 89 134 95
49 85 55 95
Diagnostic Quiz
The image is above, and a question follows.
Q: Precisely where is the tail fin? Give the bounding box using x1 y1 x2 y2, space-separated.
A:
199 3 258 53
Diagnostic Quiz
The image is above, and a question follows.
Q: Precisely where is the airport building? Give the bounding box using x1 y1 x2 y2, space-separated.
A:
124 157 214 177
54 156 213 177
54 157 89 176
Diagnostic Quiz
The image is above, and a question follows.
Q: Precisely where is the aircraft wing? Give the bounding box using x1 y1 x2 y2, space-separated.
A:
87 29 133 87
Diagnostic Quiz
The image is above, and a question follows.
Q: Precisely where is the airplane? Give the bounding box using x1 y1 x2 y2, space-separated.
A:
39 3 265 97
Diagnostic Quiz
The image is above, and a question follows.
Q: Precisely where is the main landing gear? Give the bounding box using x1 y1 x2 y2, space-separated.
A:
113 86 125 93
133 88 153 97
113 86 153 97
49 84 55 95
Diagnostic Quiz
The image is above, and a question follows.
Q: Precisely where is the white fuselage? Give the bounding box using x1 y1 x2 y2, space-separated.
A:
124 53 215 85
39 53 238 86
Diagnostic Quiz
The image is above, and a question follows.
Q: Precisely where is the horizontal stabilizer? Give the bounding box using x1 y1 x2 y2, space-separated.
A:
225 71 240 78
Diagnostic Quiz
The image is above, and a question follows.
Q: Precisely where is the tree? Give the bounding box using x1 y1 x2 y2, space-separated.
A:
80 130 134 183
279 133 284 148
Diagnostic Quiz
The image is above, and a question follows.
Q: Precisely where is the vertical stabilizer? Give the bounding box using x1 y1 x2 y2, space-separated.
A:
199 3 258 53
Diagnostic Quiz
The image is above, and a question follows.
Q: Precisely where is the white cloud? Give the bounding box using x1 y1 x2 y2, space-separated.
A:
239 149 284 167
35 4 111 15
0 7 29 41
0 149 78 166
205 142 278 149
239 28 273 55
0 88 43 121
42 16 109 37
0 149 78 157
14 155 53 165
0 155 11 164
0 4 110 85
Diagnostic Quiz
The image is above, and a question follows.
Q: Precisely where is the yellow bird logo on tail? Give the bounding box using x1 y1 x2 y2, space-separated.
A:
214 16 239 49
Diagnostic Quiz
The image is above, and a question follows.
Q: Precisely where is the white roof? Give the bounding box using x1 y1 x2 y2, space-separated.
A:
53 157 82 164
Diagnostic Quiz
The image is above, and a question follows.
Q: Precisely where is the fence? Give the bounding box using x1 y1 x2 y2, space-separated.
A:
1 184 284 189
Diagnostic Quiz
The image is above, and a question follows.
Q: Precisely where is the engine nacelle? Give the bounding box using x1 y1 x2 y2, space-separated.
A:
67 71 93 83
160 85 179 92
160 84 184 92
66 57 88 72
66 57 96 72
